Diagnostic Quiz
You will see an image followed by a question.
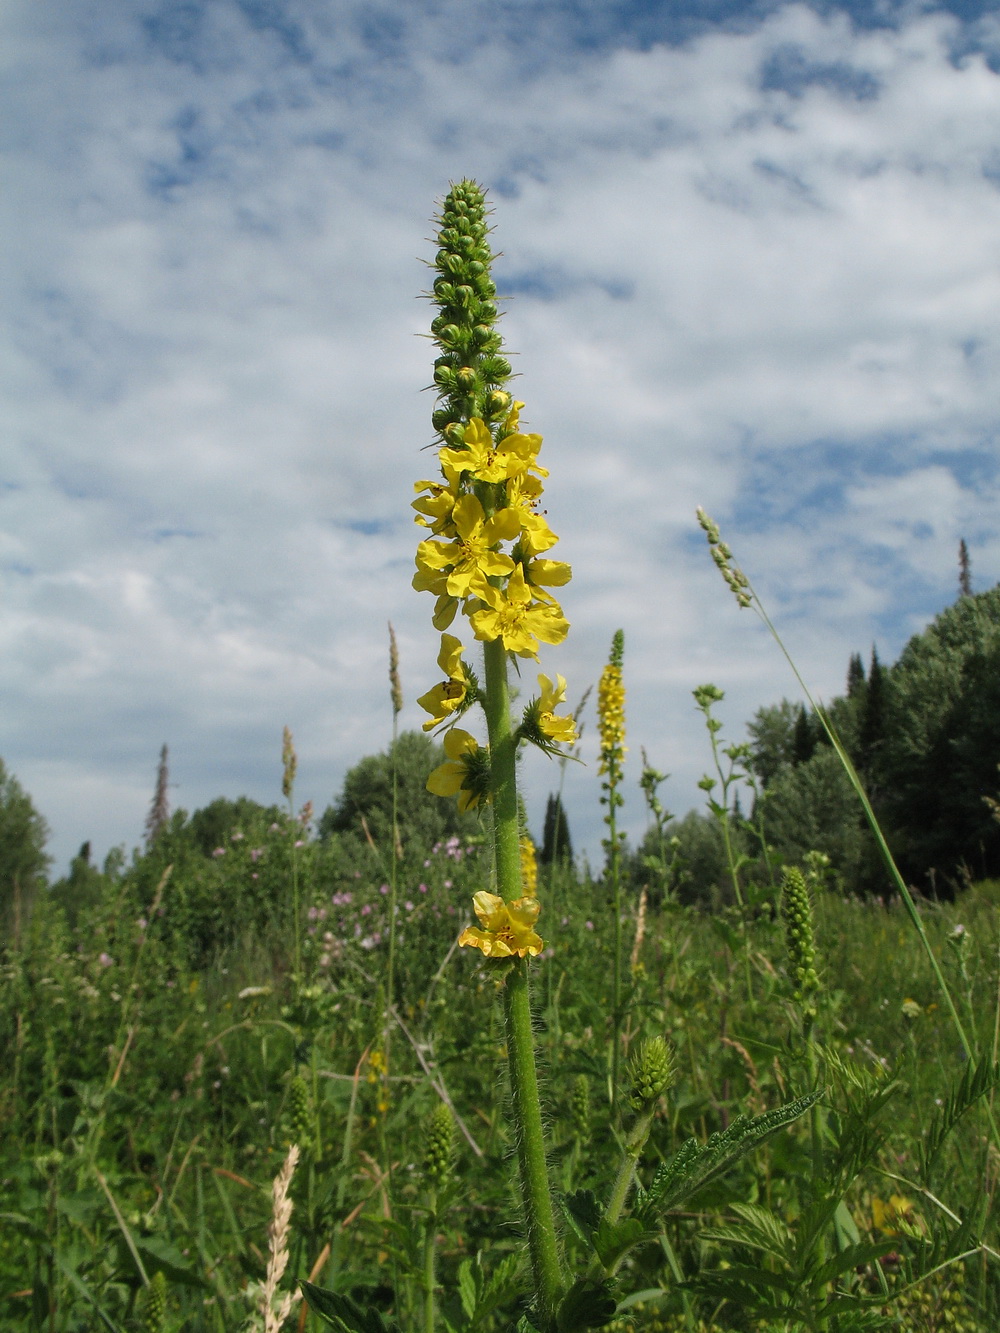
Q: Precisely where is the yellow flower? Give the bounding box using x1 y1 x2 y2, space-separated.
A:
417 633 468 731
426 728 489 812
537 673 578 745
597 661 626 774
520 834 539 897
412 461 462 533
416 494 520 597
469 566 569 658
440 416 542 485
458 891 544 958
507 473 558 555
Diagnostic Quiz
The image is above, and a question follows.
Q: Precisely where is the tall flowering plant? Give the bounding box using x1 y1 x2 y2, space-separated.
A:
304 183 820 1333
412 179 577 1326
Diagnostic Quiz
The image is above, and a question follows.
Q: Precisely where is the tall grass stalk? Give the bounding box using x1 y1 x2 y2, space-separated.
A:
696 509 994 1144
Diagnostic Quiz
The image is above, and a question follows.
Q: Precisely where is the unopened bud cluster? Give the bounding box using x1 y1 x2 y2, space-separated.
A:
285 1072 312 1150
143 1270 167 1333
421 1102 457 1186
571 1073 591 1139
625 1036 676 1113
780 866 820 1011
429 180 511 436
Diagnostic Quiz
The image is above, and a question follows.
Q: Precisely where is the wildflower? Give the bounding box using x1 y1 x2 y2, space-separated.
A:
426 728 491 812
98 952 114 968
469 565 569 658
536 673 578 745
901 997 922 1020
597 632 627 776
439 415 542 484
415 495 519 598
458 891 544 958
520 834 539 897
417 633 469 730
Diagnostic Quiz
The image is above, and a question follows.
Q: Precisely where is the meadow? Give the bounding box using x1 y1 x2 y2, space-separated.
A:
3 179 999 1333
3 746 998 1332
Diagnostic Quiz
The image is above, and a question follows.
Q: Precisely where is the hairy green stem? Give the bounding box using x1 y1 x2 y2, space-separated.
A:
423 1186 437 1333
483 637 562 1327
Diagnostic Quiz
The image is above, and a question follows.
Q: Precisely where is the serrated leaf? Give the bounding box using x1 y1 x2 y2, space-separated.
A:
457 1258 477 1320
559 1189 603 1247
556 1278 618 1333
727 1202 794 1259
135 1236 207 1288
638 1093 819 1222
300 1282 400 1333
592 1216 651 1270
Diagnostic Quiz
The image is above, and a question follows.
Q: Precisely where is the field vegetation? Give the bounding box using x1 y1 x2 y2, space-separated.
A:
3 181 999 1333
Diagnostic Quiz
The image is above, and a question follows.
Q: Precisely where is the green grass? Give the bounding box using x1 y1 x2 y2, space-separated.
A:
2 822 998 1331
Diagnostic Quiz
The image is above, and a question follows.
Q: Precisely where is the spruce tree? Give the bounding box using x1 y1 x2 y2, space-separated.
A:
145 744 171 846
540 792 573 864
958 538 972 598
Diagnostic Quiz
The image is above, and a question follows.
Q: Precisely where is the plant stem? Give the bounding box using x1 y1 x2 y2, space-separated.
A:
483 637 562 1328
423 1186 437 1333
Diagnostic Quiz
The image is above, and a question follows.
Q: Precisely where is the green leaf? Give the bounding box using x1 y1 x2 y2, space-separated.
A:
457 1258 477 1320
556 1278 618 1333
699 1202 793 1262
813 1238 901 1287
637 1093 819 1223
592 1217 651 1270
559 1189 603 1248
135 1235 207 1289
300 1282 401 1333
918 1054 1000 1183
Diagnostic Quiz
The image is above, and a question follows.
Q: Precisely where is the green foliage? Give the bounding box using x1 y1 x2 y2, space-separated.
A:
318 730 477 862
0 757 50 938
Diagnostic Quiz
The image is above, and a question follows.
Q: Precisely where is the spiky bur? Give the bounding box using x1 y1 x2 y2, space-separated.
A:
141 1269 167 1333
780 867 820 1019
571 1074 591 1140
414 180 569 1328
606 1037 677 1227
625 1036 676 1115
421 1102 457 1187
285 1072 312 1151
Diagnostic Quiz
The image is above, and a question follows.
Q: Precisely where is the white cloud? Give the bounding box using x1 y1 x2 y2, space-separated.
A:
2 1 999 871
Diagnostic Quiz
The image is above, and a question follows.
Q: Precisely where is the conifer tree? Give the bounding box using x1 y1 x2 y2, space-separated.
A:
145 744 170 846
958 538 972 598
540 792 573 864
791 705 816 767
846 651 865 699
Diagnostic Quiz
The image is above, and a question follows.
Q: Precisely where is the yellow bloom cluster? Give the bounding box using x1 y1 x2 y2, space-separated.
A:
416 402 577 810
597 660 626 776
413 404 570 660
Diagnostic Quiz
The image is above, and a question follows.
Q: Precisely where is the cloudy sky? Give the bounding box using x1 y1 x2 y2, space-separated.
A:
4 0 1000 876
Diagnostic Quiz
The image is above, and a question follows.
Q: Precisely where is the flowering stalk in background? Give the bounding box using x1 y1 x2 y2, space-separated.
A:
598 629 626 1106
413 179 577 1328
383 622 403 1110
282 727 302 977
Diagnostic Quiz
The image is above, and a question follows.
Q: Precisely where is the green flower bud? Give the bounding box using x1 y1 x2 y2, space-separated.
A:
286 1072 312 1150
421 1102 457 1186
571 1074 591 1139
625 1036 676 1112
143 1270 167 1333
780 866 820 1011
428 180 511 433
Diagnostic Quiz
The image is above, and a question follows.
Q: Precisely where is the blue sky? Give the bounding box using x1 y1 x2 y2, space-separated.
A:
4 0 1000 873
